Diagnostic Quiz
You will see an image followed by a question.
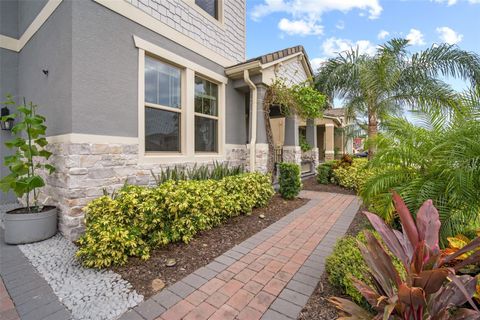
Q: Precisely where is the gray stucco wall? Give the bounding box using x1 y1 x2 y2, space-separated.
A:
0 49 18 204
18 0 49 36
70 0 245 142
225 83 246 144
18 0 73 136
1 0 18 38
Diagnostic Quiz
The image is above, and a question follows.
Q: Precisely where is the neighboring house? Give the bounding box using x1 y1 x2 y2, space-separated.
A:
0 0 349 240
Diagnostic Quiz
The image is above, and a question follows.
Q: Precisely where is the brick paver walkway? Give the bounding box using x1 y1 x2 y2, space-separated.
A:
121 191 360 320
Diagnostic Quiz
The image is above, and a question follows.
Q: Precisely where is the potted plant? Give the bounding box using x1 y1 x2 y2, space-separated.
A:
0 95 57 244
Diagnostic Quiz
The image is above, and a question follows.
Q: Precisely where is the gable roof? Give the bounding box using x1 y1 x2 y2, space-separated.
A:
324 108 346 117
226 45 314 78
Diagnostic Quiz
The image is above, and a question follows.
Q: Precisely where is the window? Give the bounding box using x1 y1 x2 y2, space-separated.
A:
144 56 182 152
195 76 218 152
195 0 218 19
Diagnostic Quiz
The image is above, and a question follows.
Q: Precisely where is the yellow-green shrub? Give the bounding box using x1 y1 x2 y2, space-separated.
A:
76 173 274 268
332 158 373 191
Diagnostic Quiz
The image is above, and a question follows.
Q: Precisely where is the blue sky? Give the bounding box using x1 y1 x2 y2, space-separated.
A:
246 0 480 92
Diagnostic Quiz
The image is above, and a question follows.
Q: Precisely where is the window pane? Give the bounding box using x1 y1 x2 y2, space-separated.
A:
195 76 218 116
195 116 217 152
145 107 180 152
195 0 217 19
145 56 181 108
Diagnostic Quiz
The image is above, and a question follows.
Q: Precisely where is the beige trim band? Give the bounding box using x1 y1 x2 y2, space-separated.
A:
46 133 139 144
0 0 63 52
95 0 235 67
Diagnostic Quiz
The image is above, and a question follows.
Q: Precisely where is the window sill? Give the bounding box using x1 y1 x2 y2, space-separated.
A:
139 152 225 164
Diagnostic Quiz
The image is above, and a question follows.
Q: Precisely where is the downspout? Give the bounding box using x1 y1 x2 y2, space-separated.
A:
244 69 257 172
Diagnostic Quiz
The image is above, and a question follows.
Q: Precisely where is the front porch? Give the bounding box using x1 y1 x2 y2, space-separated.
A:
271 114 349 175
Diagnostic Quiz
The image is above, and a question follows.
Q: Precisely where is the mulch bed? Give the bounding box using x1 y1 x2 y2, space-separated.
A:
113 194 308 299
302 176 356 195
298 206 368 320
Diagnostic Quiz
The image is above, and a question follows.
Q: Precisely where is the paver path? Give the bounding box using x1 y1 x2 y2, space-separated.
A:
0 229 71 320
121 191 360 320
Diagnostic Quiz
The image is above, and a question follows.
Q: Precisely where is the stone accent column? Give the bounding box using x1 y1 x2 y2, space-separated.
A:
283 115 302 166
305 119 319 171
325 123 335 161
254 85 269 173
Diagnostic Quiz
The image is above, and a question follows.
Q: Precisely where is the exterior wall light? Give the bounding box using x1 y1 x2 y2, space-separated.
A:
1 106 14 131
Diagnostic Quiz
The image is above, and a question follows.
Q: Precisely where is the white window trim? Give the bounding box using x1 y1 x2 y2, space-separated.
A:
194 75 221 154
135 36 226 164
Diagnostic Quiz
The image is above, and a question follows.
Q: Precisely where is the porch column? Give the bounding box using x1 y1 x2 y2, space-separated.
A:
283 115 302 166
254 84 269 173
325 123 335 161
306 119 319 170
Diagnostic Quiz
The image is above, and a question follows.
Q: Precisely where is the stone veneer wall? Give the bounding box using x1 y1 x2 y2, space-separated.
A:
40 143 248 241
125 0 245 63
301 148 319 173
282 146 302 166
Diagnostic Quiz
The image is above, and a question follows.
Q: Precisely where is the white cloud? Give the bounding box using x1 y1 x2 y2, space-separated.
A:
251 0 382 37
310 57 327 72
432 0 458 5
336 20 345 30
433 0 480 5
321 37 377 57
406 28 425 45
436 26 463 44
278 18 323 36
377 30 390 39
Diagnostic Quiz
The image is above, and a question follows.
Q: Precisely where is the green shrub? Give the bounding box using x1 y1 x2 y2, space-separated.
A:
76 173 274 268
316 161 336 184
326 231 404 306
332 158 373 191
278 162 302 199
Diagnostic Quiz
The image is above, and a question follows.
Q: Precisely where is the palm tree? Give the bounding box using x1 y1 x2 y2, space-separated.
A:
316 38 480 159
359 96 480 241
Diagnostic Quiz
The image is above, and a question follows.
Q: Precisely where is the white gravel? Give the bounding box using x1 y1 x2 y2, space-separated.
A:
1 204 143 320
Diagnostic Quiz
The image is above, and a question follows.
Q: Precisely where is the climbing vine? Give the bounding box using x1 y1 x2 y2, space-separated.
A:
262 78 327 175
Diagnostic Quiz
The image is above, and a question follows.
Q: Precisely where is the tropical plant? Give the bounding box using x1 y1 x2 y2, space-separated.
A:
0 96 55 212
77 173 274 268
326 231 405 307
443 234 480 261
316 38 480 159
329 192 480 319
360 108 480 241
278 162 302 200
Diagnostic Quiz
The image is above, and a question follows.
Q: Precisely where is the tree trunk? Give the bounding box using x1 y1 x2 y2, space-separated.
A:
263 89 275 178
367 108 377 160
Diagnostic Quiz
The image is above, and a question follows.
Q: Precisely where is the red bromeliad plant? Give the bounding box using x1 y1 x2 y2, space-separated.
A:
329 192 480 320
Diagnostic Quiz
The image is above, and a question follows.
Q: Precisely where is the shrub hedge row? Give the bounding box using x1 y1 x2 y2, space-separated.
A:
76 173 274 268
